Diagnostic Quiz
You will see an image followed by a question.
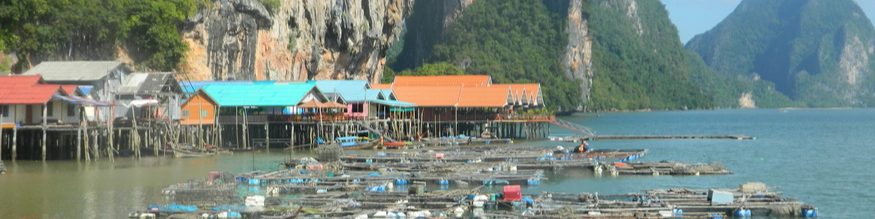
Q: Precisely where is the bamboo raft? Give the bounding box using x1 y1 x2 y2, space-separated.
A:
607 161 733 175
133 144 812 218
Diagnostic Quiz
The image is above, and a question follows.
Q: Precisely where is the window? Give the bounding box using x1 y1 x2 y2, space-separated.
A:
46 102 54 116
67 105 76 117
200 110 208 117
1 105 8 117
352 104 364 113
182 110 190 117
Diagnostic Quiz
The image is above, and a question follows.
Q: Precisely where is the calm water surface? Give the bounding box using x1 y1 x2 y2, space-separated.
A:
1 109 872 218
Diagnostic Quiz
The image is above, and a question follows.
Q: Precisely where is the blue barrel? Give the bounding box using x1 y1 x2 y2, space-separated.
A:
803 208 818 217
438 179 449 185
673 209 683 216
248 178 261 185
735 208 751 217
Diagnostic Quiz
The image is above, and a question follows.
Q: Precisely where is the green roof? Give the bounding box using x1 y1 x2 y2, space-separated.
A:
201 83 321 106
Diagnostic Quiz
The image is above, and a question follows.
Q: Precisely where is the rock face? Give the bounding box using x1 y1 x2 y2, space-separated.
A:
392 0 474 70
181 0 413 82
562 0 593 111
687 0 875 107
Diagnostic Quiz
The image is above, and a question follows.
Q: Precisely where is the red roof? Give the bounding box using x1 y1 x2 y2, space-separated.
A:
60 85 81 96
0 75 44 87
0 84 64 104
0 75 66 104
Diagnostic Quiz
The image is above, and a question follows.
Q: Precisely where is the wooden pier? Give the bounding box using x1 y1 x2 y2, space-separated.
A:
550 134 755 142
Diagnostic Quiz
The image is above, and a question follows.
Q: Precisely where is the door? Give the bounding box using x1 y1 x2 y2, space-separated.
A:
25 105 33 125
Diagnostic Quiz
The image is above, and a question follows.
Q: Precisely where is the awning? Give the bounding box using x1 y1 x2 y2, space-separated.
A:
128 99 159 107
371 99 417 107
298 100 345 108
53 95 113 106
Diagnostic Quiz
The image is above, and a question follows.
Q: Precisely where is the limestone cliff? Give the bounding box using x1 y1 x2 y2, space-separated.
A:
180 0 412 83
562 0 593 111
687 0 875 107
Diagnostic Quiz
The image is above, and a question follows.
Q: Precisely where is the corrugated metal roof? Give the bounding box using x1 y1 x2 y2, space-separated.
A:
22 61 126 81
393 75 492 87
118 73 149 94
119 73 181 95
201 83 320 106
180 81 256 93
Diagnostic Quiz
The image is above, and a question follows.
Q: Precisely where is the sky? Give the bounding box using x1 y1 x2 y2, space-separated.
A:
661 0 875 44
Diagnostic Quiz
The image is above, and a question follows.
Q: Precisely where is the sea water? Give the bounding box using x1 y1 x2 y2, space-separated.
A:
0 109 872 218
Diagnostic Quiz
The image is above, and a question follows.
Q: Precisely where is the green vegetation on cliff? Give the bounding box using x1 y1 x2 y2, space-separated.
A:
0 0 201 72
585 0 712 110
687 0 875 107
390 0 580 111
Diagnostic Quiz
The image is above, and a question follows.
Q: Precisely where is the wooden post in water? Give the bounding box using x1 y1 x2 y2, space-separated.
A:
0 108 4 161
11 125 16 161
265 123 270 153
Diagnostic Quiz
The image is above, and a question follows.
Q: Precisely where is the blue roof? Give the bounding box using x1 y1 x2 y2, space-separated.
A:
314 80 384 102
201 83 321 106
78 86 93 95
371 99 416 107
180 81 254 93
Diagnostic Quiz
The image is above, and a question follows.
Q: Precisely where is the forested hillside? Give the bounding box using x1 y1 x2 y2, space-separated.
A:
687 0 875 107
0 0 201 72
390 0 581 112
390 0 715 112
584 0 711 110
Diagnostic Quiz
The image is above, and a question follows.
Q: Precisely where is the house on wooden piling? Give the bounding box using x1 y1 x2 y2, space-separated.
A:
116 73 184 124
0 75 113 160
179 89 218 125
378 75 551 138
183 82 341 148
22 61 132 122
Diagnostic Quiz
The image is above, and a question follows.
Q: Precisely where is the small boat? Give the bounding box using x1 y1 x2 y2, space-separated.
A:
381 141 411 147
172 148 216 158
336 136 378 150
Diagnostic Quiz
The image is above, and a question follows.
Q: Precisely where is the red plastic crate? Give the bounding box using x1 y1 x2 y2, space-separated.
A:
503 185 521 201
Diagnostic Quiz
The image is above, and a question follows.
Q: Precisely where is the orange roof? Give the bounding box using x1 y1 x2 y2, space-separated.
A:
370 83 393 90
457 86 510 107
393 86 462 107
393 85 509 107
392 75 491 87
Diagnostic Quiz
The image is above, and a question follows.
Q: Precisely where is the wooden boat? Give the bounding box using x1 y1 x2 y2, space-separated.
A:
381 142 410 147
336 136 378 150
172 148 216 158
